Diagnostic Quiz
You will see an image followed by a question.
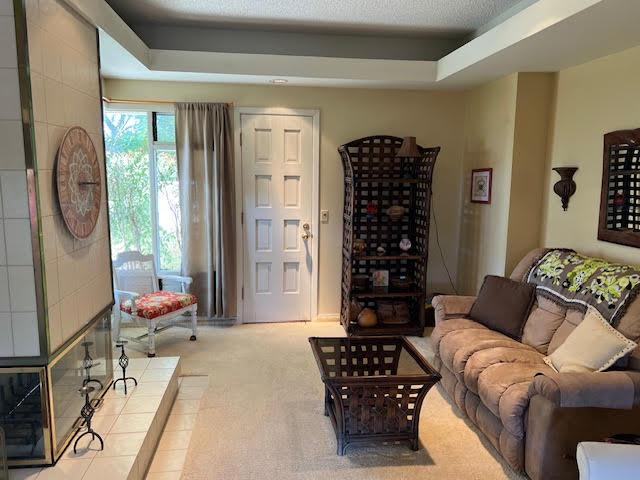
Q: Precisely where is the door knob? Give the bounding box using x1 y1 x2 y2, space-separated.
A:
302 222 311 241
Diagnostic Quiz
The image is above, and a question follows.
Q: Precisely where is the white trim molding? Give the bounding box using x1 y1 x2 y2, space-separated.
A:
234 107 321 323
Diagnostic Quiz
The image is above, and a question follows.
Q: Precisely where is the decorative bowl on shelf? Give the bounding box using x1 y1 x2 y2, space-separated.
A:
399 238 412 253
386 205 406 221
376 246 386 256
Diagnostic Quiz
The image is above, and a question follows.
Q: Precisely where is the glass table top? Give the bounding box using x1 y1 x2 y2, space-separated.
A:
309 336 437 380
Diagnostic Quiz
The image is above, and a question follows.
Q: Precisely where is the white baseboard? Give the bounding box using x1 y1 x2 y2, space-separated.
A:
314 313 340 322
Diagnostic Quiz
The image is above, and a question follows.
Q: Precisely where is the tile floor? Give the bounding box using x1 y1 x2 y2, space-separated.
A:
145 374 208 479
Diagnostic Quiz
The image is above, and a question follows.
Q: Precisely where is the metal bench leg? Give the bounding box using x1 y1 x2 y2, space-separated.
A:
113 310 122 343
190 305 197 341
147 320 156 357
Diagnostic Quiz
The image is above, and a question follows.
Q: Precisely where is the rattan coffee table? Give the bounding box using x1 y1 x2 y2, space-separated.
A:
309 336 441 455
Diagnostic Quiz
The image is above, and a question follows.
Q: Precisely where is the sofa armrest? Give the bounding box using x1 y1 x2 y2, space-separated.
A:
529 371 640 410
432 295 476 324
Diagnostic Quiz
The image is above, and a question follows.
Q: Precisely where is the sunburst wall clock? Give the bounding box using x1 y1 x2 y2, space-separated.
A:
55 126 102 239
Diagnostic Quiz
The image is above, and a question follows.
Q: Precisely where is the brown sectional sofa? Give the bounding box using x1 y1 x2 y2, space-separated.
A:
431 248 640 480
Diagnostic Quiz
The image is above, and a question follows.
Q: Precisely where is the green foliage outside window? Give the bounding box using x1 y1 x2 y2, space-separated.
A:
103 111 182 272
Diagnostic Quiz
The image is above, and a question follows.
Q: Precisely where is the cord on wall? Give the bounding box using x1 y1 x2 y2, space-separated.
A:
431 200 458 295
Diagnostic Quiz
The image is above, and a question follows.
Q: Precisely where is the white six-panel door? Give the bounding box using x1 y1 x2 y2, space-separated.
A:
241 113 314 322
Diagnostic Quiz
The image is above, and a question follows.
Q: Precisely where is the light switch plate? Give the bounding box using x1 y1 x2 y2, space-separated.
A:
320 210 329 223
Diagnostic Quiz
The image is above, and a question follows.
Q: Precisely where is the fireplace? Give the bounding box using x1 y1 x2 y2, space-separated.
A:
0 0 115 468
1 312 113 467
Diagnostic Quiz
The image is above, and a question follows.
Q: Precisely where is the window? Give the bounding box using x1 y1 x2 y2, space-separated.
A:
103 109 182 272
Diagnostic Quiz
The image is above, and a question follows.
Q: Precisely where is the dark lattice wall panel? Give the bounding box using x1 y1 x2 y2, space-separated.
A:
598 130 640 248
606 144 640 231
339 136 439 336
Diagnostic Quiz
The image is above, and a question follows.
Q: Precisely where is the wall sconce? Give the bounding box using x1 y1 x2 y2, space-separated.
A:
552 167 578 211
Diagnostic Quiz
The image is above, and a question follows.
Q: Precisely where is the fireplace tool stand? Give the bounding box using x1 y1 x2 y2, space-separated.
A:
112 340 138 395
81 341 103 390
73 385 104 454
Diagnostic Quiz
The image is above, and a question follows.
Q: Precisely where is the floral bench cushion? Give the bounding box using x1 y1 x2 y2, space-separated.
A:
120 291 197 320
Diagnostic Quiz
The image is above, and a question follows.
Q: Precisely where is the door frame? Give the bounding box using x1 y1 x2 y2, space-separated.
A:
234 107 320 323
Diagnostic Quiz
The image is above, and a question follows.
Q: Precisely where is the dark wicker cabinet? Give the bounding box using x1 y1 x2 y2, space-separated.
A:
339 136 440 336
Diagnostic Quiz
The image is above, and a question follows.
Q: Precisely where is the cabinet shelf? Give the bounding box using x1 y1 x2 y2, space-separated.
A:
347 177 422 184
353 254 424 261
345 319 425 337
352 290 423 299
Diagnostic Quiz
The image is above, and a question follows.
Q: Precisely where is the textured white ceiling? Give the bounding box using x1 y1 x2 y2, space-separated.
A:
105 0 523 35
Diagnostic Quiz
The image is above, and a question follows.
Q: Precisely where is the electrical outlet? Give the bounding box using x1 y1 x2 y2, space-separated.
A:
320 209 329 223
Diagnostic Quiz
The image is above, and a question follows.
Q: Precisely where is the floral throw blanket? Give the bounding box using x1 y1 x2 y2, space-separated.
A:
526 249 640 325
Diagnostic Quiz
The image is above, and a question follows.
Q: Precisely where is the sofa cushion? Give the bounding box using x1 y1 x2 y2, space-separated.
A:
438 327 526 380
521 296 568 354
464 346 547 394
477 362 554 437
120 291 197 320
617 295 640 341
431 317 488 353
548 308 585 354
469 275 536 339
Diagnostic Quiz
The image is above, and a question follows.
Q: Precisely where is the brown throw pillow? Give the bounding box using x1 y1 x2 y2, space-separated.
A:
468 275 535 339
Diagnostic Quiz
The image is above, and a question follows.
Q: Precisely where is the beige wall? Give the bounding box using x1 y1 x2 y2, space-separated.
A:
505 73 555 273
457 73 554 294
27 0 112 352
104 79 467 316
542 44 640 265
457 74 518 294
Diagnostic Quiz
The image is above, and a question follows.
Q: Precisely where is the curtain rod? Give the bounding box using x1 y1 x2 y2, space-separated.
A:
102 96 234 107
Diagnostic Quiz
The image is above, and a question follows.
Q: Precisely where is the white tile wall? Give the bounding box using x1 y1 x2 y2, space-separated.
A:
0 170 29 218
11 311 39 356
0 2 39 358
25 0 112 353
4 218 34 265
0 16 17 68
0 267 10 313
0 68 21 120
0 0 14 16
8 266 37 311
0 120 26 169
0 0 111 358
0 311 12 355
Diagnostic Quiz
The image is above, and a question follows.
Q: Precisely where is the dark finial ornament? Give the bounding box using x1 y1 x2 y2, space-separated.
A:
73 385 104 454
552 167 578 211
113 340 138 395
81 341 103 390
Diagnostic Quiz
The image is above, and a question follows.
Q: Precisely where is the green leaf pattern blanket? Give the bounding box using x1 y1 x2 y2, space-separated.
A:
527 249 640 325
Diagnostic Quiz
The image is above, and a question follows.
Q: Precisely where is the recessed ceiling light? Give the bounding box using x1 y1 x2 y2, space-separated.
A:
270 78 288 84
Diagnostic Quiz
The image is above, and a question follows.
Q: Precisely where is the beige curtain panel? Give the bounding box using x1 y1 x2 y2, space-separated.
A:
175 103 236 318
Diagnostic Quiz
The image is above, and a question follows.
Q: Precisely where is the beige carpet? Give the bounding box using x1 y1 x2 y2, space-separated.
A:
125 322 525 480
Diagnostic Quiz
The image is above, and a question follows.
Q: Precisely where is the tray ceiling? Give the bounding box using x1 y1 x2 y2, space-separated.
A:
105 0 522 35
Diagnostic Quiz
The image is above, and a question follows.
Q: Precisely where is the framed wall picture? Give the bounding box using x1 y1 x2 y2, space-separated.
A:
471 168 492 204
